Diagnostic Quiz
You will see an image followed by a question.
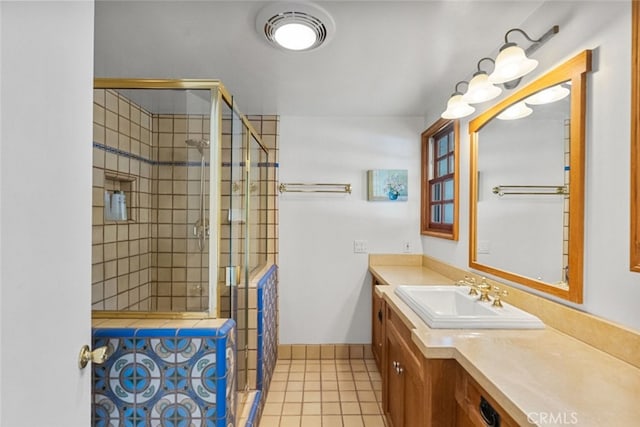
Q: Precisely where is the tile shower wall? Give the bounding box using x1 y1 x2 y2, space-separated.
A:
152 114 210 312
248 115 279 268
92 89 154 310
92 90 216 311
92 320 236 426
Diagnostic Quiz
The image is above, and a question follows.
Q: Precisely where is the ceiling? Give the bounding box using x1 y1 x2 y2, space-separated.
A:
94 1 547 117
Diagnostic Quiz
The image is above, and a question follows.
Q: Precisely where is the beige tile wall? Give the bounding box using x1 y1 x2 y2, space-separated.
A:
151 114 210 312
92 90 213 312
276 345 374 361
92 89 154 310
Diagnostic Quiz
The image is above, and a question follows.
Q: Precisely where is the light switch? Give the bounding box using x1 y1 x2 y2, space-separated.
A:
353 240 368 253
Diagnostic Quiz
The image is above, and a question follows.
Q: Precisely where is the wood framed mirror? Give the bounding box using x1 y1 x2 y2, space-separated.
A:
631 0 640 272
469 50 592 303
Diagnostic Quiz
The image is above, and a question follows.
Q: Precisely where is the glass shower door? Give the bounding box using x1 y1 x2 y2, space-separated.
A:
218 97 248 390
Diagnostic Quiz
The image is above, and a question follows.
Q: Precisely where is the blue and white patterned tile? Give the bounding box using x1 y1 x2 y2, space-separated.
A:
109 353 161 404
150 337 201 364
122 406 147 427
149 392 202 426
189 352 218 403
163 364 190 393
93 393 120 427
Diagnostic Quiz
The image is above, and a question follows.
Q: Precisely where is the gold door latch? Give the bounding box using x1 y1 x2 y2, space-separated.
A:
78 345 111 369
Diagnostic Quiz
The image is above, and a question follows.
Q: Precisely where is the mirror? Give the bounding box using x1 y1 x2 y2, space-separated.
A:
469 50 592 303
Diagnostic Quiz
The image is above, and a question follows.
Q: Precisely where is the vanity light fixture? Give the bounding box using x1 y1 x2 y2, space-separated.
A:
496 101 533 120
525 84 570 105
489 26 559 85
441 81 476 119
439 25 558 120
256 2 335 51
462 58 503 104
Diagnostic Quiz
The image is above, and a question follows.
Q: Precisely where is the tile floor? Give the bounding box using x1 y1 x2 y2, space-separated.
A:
259 358 387 427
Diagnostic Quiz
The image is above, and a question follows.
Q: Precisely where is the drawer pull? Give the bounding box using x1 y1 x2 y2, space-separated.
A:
377 309 383 323
479 396 500 427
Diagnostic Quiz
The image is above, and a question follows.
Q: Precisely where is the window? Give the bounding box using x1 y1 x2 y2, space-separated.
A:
421 119 459 239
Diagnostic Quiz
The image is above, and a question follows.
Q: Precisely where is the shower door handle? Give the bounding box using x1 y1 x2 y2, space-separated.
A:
225 266 240 287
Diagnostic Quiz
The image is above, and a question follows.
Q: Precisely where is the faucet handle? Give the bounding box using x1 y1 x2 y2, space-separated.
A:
491 286 509 308
457 275 478 295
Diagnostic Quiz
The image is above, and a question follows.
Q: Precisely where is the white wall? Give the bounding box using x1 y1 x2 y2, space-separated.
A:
279 116 424 343
0 1 3 420
1 2 94 425
422 1 640 331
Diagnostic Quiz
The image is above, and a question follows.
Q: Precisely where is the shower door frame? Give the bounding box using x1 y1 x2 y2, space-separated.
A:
92 79 269 321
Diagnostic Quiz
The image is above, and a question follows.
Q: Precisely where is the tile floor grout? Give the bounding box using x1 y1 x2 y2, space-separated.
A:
258 359 387 427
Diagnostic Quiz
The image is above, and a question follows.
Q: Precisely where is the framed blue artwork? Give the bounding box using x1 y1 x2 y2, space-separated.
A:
367 169 408 201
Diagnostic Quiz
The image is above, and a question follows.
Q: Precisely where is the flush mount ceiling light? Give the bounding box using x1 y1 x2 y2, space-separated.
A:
441 81 475 119
525 84 570 105
462 57 502 104
256 2 335 51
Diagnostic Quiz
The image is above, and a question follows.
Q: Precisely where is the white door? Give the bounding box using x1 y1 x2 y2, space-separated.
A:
0 2 95 426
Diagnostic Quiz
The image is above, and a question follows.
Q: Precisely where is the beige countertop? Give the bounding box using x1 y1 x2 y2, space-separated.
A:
370 263 640 427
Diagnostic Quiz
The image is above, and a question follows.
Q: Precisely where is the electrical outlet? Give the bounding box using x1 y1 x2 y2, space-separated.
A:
402 241 412 253
353 240 368 253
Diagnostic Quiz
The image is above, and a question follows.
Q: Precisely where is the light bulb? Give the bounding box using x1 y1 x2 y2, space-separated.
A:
497 101 533 120
525 85 570 105
442 94 475 119
274 23 317 50
462 72 502 104
489 45 538 84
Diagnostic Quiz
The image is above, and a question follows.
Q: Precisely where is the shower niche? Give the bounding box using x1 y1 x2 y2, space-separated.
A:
103 172 136 222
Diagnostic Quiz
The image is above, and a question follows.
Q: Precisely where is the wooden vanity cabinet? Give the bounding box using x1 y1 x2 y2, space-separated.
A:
454 364 518 427
384 303 456 427
371 277 385 371
373 278 521 427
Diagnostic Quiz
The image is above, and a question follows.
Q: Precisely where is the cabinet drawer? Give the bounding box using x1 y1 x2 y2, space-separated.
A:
455 366 517 427
386 303 413 345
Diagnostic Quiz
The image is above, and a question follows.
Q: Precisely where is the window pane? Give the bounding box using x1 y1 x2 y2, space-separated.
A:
448 131 454 152
437 135 449 157
431 205 441 223
431 182 441 201
443 203 454 224
437 159 448 177
444 179 454 200
449 155 454 174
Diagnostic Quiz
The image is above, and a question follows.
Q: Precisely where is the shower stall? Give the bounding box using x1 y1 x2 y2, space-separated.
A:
91 80 271 398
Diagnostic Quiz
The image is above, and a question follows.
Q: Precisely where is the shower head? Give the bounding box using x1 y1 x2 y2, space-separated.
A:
185 139 210 154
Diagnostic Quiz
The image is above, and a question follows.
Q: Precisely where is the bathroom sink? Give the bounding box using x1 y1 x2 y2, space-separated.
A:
394 285 544 329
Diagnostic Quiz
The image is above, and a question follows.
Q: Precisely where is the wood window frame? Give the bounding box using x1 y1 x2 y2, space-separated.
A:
421 118 459 240
631 0 640 271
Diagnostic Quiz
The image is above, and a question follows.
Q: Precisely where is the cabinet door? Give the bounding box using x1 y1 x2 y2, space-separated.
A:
372 288 384 371
402 338 426 427
385 324 405 427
